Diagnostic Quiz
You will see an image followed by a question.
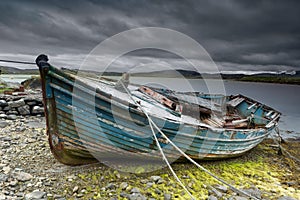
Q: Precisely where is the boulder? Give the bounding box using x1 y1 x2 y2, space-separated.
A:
8 99 25 108
18 105 30 115
32 106 44 115
0 100 8 107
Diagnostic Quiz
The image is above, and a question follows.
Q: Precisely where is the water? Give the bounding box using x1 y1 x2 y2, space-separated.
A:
129 77 300 139
0 74 35 83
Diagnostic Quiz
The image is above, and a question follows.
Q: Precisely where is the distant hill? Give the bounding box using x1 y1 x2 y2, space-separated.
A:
0 66 38 74
1 65 300 85
130 69 300 85
131 69 300 78
131 69 201 78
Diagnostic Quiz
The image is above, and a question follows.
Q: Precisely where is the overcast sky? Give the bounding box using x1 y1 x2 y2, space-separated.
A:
0 0 299 73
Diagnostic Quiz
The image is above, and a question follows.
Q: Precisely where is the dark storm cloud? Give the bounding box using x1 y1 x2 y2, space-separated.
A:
0 0 299 71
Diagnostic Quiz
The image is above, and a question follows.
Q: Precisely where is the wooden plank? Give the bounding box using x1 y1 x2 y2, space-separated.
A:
226 97 245 107
247 103 257 110
138 86 182 113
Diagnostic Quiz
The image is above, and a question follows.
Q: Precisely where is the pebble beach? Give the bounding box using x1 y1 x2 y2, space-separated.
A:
0 112 299 199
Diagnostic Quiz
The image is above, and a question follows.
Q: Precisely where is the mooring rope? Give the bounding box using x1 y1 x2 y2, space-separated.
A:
272 126 300 163
120 81 196 199
120 81 259 200
0 59 35 65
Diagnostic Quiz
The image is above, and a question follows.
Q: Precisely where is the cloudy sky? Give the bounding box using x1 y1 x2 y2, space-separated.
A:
0 0 299 73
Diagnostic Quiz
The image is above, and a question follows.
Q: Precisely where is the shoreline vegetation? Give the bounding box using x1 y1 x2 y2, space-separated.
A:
238 76 300 85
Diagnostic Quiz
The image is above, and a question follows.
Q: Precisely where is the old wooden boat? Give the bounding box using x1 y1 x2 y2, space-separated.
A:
36 54 281 165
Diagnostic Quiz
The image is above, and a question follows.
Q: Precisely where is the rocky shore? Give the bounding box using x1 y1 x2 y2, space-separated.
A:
0 91 44 119
0 114 299 200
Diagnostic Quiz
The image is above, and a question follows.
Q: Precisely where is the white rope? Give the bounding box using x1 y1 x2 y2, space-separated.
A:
120 81 260 200
120 81 195 199
272 127 300 163
148 116 259 200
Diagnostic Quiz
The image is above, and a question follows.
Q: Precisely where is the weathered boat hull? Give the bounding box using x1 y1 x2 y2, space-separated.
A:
36 55 280 165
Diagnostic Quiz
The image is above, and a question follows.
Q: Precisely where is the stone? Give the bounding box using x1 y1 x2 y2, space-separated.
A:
80 189 86 194
0 113 7 118
233 196 248 200
14 168 23 172
8 99 25 108
278 196 297 200
53 194 63 199
242 188 261 199
130 187 140 194
155 188 162 195
120 192 129 198
2 142 10 149
3 166 11 174
140 179 148 184
150 176 163 184
208 195 218 200
106 183 116 190
181 175 190 179
67 175 76 181
0 193 6 200
128 193 147 200
0 173 8 182
1 136 11 141
26 120 46 128
16 127 26 132
145 182 154 189
6 110 18 115
0 120 8 128
32 106 44 115
0 100 8 107
18 105 30 115
164 193 172 200
25 191 46 200
120 182 128 190
3 106 10 111
9 180 18 187
150 175 162 183
16 192 25 197
26 101 37 106
6 114 17 120
285 181 296 186
208 186 223 198
72 186 79 193
215 185 228 193
14 171 33 182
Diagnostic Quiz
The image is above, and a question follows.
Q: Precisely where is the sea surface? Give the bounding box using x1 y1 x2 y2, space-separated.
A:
1 74 299 139
130 77 300 139
0 74 35 83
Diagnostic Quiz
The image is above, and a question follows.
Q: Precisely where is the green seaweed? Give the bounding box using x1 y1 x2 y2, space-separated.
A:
52 141 300 200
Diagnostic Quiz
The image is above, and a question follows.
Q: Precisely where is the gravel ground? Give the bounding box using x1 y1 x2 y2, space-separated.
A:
0 116 299 200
